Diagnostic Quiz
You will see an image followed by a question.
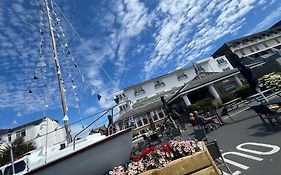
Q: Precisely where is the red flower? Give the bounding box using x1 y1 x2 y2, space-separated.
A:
149 147 156 152
141 148 150 157
161 143 170 153
135 155 141 162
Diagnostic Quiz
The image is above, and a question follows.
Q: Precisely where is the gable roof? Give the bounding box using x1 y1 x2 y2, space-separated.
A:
212 19 281 58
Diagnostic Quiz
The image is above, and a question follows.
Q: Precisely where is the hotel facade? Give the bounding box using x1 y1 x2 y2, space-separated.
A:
112 20 281 136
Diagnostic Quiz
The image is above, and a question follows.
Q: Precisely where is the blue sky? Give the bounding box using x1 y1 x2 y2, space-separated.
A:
0 0 280 131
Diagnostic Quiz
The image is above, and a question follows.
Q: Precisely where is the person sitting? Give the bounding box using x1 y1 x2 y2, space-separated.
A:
187 113 197 126
193 111 222 129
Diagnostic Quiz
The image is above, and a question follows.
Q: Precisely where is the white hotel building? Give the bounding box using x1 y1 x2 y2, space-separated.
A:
113 56 243 135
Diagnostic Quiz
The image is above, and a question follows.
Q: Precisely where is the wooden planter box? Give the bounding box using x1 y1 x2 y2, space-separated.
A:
140 143 221 175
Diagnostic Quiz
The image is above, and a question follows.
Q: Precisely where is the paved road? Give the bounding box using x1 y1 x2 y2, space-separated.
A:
207 99 281 175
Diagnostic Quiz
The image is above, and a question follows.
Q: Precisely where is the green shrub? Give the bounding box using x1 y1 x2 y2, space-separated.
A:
234 84 256 100
259 72 281 90
186 98 214 113
220 93 237 103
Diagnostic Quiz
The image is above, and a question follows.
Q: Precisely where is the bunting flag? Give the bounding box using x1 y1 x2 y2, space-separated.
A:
29 90 32 93
49 2 116 107
97 94 102 101
114 98 119 104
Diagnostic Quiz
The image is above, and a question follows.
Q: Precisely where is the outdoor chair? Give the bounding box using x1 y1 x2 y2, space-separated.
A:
142 133 160 146
137 141 146 152
250 104 281 129
206 140 233 175
169 128 182 139
193 128 207 142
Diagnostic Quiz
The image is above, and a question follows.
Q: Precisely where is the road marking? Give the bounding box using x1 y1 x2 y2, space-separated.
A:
222 170 241 175
236 142 280 155
220 142 280 174
223 151 263 161
222 156 249 170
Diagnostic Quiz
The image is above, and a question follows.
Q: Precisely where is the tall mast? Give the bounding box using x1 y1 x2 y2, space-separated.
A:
43 0 72 144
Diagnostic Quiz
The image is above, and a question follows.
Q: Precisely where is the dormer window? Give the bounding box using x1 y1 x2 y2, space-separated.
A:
134 87 145 96
116 93 126 101
216 58 227 66
177 72 188 81
263 42 269 48
274 38 280 44
196 65 205 71
154 80 165 89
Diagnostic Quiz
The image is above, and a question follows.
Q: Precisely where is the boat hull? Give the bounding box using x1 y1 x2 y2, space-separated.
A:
27 128 133 175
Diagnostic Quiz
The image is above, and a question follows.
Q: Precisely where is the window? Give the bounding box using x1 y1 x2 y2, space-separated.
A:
142 116 149 125
16 131 21 139
4 161 26 174
124 120 130 128
263 42 269 48
135 117 143 128
196 65 205 71
240 50 246 56
222 67 230 71
21 130 26 137
152 111 159 121
16 129 26 139
254 45 260 51
8 134 11 142
157 109 165 118
274 38 280 44
216 58 227 66
220 81 237 93
249 47 255 53
134 87 145 96
154 80 165 89
177 72 188 80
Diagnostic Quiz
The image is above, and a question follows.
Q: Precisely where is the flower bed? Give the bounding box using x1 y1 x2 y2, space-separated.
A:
108 140 202 175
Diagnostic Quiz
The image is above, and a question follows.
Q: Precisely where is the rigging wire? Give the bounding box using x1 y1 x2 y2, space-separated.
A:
52 1 117 89
52 25 85 128
49 0 114 105
25 105 115 144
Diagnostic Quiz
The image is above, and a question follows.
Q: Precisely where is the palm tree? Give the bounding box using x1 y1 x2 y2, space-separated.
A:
0 137 36 166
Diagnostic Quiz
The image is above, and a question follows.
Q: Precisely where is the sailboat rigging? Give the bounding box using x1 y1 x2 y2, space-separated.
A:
43 0 72 144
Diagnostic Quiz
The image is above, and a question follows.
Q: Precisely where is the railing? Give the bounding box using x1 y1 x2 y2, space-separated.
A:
72 104 118 150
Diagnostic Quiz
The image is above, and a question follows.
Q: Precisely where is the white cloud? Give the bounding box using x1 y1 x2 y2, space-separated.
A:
142 0 265 78
84 107 97 116
12 120 17 126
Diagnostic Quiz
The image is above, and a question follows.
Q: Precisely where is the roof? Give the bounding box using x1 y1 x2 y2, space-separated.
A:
0 118 47 134
270 19 281 29
212 20 281 58
0 129 8 136
168 69 239 102
117 88 177 121
123 58 212 91
117 69 239 121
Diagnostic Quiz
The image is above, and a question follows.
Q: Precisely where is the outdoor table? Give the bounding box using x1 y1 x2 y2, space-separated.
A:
268 103 281 113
